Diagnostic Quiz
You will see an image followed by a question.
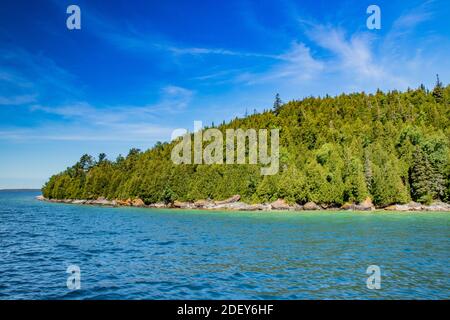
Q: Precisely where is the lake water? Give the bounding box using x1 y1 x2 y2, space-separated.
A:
0 190 449 299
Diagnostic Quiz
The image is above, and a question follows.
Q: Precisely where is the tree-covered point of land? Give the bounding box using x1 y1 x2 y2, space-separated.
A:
42 82 450 207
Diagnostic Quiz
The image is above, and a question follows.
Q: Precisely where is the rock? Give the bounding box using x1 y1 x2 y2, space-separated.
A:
149 202 166 208
292 203 303 211
384 201 450 212
341 202 355 210
214 195 241 205
209 201 268 211
384 204 409 211
117 199 132 206
355 197 375 211
173 201 194 209
36 195 45 201
213 202 247 210
173 200 183 207
194 199 213 208
131 198 145 207
361 197 375 210
237 203 258 211
270 199 290 210
245 203 271 211
406 201 423 211
72 200 87 204
303 202 321 210
93 197 115 206
426 201 450 211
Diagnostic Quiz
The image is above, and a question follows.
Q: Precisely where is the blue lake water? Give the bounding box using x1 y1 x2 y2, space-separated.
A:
0 190 449 299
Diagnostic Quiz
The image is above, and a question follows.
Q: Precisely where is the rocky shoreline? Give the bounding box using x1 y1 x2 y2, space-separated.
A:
35 195 450 212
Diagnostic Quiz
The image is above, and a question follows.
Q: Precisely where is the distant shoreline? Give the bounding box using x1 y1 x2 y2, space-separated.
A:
0 188 41 192
35 195 450 213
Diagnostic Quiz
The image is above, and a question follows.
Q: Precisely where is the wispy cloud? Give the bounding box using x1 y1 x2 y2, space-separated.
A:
31 84 193 121
0 46 81 106
391 1 433 31
306 25 386 79
0 124 174 142
0 94 36 106
52 1 280 62
0 36 194 142
236 42 324 84
3 82 193 143
96 22 279 60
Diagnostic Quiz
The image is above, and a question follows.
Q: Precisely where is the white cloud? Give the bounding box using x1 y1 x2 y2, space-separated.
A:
236 41 324 84
0 46 81 106
0 94 36 106
306 25 386 80
391 3 433 31
0 124 174 142
157 85 194 112
19 84 194 142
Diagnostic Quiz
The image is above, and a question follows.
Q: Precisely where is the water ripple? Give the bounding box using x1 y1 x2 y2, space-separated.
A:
0 191 449 299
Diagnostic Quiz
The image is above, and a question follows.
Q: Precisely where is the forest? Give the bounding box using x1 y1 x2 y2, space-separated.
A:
42 80 450 207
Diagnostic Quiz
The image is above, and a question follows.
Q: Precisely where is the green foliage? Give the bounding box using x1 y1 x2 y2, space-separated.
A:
343 156 368 203
42 85 450 206
162 186 176 205
410 149 435 204
277 166 308 204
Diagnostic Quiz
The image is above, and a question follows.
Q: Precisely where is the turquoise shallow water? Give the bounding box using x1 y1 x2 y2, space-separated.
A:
0 190 449 299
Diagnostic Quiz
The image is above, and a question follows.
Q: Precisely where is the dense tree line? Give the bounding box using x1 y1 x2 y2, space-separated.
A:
42 82 450 206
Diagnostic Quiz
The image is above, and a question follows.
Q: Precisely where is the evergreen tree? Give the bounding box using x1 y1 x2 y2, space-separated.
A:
410 149 434 204
162 186 176 205
370 146 409 206
343 157 368 203
128 148 141 157
432 74 444 103
273 93 283 114
98 153 107 163
78 154 95 172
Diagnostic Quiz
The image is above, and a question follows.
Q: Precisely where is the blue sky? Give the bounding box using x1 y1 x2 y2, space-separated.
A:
0 0 449 188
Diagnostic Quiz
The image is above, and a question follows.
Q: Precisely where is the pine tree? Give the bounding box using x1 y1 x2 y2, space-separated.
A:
432 74 444 103
343 157 368 203
370 145 409 206
98 153 107 163
78 154 95 172
419 83 426 92
273 93 283 114
162 186 175 205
